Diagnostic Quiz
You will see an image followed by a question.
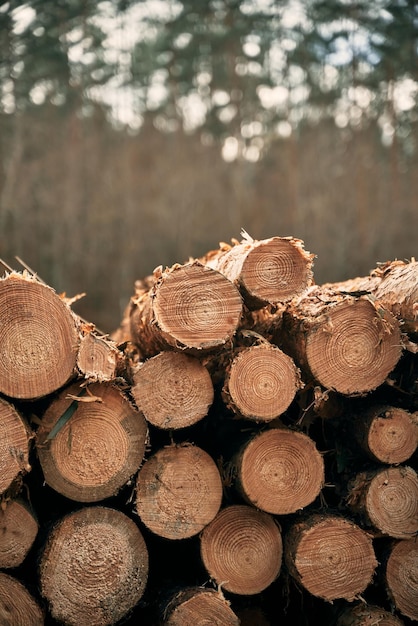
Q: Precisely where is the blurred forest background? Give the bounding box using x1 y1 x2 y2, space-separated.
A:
0 0 417 333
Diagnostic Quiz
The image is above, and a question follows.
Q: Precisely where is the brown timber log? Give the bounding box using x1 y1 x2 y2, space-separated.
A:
284 514 377 602
135 443 223 539
336 602 405 626
0 272 79 399
347 466 418 539
281 287 403 395
131 351 214 429
77 330 124 382
354 405 418 464
0 572 44 625
0 499 38 568
384 538 418 621
229 426 324 515
203 232 314 309
39 506 149 626
129 261 243 358
36 380 148 502
221 342 303 422
162 587 240 626
323 259 418 336
200 504 283 595
0 398 32 495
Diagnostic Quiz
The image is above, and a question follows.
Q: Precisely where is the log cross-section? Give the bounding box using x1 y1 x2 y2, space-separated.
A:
36 381 148 502
131 351 214 430
203 233 314 309
135 444 223 540
284 514 377 602
282 289 403 395
222 343 303 422
39 506 149 626
0 272 79 399
0 398 32 496
230 426 325 515
129 261 243 357
199 504 283 595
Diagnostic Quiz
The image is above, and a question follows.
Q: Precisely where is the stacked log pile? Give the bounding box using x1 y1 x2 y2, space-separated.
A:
0 232 417 626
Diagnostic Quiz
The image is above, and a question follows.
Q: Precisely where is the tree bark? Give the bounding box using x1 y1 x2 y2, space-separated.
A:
131 351 214 430
0 272 79 399
221 342 303 422
36 380 148 502
229 426 324 515
0 572 44 626
199 504 283 595
39 506 149 626
284 514 377 602
129 261 243 358
347 466 418 539
353 405 418 465
135 443 223 540
0 498 38 569
162 587 240 626
0 398 32 496
385 538 418 622
281 287 403 395
203 232 314 309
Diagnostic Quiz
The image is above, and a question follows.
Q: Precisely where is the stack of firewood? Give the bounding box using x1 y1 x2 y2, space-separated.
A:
0 232 417 626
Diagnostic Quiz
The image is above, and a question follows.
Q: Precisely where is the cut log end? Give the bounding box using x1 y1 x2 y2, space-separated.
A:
163 588 240 626
39 506 149 626
360 406 418 465
0 499 38 569
135 444 223 540
364 466 418 539
238 427 324 515
152 262 243 351
36 381 148 502
0 273 79 399
385 538 418 621
240 236 314 306
285 515 377 602
223 344 302 422
132 351 214 429
200 504 283 596
0 398 32 495
77 332 122 382
336 602 405 626
0 572 44 626
305 298 403 395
